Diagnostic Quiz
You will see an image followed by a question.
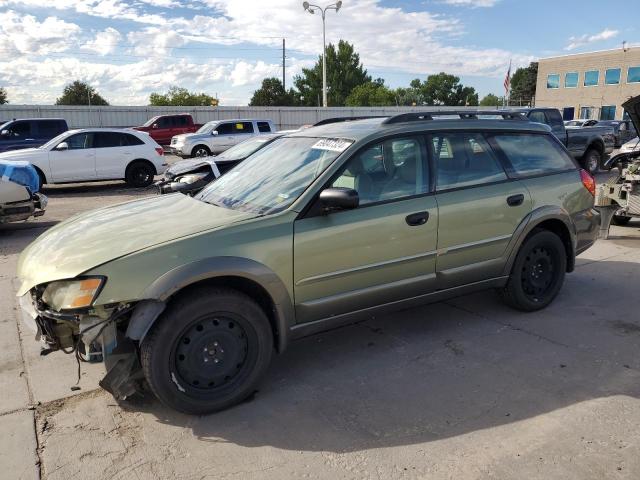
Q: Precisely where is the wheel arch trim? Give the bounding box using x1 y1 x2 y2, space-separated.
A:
133 256 294 352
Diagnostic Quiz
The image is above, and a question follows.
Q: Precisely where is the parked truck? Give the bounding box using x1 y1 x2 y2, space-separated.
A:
0 118 68 153
133 113 203 146
517 108 615 174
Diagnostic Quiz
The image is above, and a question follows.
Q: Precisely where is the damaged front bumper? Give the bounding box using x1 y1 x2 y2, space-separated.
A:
0 192 47 223
18 292 165 400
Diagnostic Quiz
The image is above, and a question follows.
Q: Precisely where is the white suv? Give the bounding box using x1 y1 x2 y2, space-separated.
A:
0 129 167 187
170 119 276 157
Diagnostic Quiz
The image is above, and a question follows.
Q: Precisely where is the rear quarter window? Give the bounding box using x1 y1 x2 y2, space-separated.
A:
491 134 575 177
257 121 271 133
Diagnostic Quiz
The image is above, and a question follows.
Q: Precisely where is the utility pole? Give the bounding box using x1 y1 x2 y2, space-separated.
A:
282 38 286 90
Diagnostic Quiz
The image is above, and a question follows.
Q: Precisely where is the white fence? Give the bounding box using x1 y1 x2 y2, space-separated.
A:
0 105 494 130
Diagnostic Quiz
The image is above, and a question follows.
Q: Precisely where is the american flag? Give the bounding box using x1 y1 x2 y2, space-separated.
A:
504 60 512 95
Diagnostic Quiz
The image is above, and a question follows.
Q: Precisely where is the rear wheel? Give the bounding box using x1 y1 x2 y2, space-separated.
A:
140 288 273 414
500 229 567 312
125 161 155 187
192 145 211 158
582 148 601 175
612 215 632 226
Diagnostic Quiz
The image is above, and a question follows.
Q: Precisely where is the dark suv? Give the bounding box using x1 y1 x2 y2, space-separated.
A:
18 111 600 414
0 118 68 152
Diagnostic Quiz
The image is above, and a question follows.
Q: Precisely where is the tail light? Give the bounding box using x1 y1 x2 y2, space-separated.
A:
580 169 595 196
155 147 164 156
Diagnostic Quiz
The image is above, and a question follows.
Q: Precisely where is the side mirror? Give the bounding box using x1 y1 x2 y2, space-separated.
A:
55 142 69 151
319 187 359 213
152 123 159 129
212 131 219 136
0 129 9 137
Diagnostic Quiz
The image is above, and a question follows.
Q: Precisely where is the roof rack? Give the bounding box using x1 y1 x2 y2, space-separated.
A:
382 110 528 125
313 116 386 126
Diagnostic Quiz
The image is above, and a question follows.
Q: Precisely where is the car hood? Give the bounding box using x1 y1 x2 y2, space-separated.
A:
0 148 43 160
622 95 640 134
166 157 217 177
176 132 210 142
16 193 256 295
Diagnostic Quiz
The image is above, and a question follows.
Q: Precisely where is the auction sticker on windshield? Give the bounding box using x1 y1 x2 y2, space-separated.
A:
311 138 352 153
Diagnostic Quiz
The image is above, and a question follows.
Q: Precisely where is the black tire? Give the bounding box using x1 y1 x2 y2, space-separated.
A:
125 161 155 187
35 169 46 190
500 229 567 312
140 287 274 415
612 215 632 226
191 145 211 158
582 148 601 175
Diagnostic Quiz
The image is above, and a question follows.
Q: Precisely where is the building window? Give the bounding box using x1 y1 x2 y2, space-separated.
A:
564 72 578 88
600 106 616 120
605 68 621 85
547 74 560 89
562 107 575 121
580 107 595 119
628 66 640 83
584 70 599 86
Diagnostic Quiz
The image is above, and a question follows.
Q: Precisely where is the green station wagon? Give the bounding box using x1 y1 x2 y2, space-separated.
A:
17 112 600 414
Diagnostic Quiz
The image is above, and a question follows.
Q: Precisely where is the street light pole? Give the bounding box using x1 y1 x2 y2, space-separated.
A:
302 1 342 108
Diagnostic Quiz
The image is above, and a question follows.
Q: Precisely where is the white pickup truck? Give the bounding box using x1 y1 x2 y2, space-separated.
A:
170 119 276 158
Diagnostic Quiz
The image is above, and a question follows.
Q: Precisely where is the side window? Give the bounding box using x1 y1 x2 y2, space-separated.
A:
124 133 144 146
433 132 507 191
257 121 271 133
8 121 32 138
528 111 548 125
158 117 172 128
215 123 233 135
94 132 123 148
233 122 254 134
38 121 64 137
176 116 189 127
330 137 427 205
64 133 93 150
491 134 575 177
545 110 564 128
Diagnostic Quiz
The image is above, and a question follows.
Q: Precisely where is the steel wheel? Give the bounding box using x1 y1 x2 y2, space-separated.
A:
173 315 250 392
520 246 554 300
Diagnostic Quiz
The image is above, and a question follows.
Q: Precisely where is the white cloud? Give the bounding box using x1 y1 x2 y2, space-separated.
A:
127 27 186 55
82 27 121 55
441 0 498 6
0 10 80 54
565 28 619 51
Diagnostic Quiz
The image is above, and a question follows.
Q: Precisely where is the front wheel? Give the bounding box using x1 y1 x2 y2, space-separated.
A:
500 229 567 312
140 288 274 415
582 148 601 175
191 145 211 158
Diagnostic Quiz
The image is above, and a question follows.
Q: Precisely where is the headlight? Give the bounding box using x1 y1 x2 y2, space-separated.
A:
177 172 209 184
42 277 105 310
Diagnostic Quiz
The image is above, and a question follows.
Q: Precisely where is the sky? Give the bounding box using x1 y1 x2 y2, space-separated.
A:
0 0 636 105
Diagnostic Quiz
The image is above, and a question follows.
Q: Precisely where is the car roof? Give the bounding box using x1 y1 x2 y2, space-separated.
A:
64 128 148 135
286 116 551 142
204 119 274 124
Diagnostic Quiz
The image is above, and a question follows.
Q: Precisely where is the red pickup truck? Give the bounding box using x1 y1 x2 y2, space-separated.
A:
134 113 203 146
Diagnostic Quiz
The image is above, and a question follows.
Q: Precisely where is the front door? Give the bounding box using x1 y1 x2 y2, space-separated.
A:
293 136 438 324
431 131 532 289
48 132 96 182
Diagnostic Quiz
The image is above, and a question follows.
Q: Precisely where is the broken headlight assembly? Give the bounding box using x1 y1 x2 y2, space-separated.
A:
41 277 105 311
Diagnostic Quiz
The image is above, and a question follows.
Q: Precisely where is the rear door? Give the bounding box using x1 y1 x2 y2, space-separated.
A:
94 132 132 179
229 121 255 147
432 131 532 289
293 135 438 324
48 132 96 182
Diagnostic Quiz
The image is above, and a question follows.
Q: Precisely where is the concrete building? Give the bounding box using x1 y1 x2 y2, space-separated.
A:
535 46 640 120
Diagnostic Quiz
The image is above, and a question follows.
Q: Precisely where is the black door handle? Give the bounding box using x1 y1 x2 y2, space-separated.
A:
507 194 525 207
406 211 429 226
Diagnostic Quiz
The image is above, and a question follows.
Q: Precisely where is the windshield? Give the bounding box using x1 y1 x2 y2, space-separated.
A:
142 116 160 127
196 136 352 215
196 121 218 134
0 121 8 131
39 131 71 149
216 135 277 161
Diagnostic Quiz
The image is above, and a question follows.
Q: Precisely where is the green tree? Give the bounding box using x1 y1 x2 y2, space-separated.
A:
394 80 425 106
509 62 537 106
249 77 296 106
479 93 502 107
413 72 478 106
56 81 109 106
345 79 395 106
149 86 216 106
294 40 370 106
0 87 7 105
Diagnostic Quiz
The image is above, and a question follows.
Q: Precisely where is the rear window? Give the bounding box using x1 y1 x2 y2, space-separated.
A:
233 122 254 134
491 134 575 177
124 133 144 145
257 121 271 133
